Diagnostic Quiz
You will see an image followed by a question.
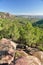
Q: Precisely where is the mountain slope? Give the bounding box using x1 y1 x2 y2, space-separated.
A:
33 19 43 28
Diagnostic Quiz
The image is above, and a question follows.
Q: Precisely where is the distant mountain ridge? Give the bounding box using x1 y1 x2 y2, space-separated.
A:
0 12 15 19
0 12 43 28
0 12 43 19
16 15 43 18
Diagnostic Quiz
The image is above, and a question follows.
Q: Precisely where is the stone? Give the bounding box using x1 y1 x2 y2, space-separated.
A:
0 38 16 64
15 50 41 65
15 56 41 65
33 51 43 65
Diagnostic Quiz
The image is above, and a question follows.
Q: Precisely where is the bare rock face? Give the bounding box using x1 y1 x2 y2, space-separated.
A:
0 38 16 64
15 56 41 65
15 50 29 60
0 38 17 49
33 51 43 65
15 50 41 65
0 38 42 65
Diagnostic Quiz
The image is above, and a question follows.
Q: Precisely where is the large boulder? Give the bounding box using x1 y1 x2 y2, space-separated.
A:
33 51 43 65
15 56 41 65
0 38 17 64
0 38 17 49
15 50 41 65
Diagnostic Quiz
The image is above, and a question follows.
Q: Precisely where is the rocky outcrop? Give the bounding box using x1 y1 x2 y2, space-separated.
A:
15 50 41 65
0 12 15 19
0 38 17 49
0 38 43 65
33 51 43 65
0 38 16 64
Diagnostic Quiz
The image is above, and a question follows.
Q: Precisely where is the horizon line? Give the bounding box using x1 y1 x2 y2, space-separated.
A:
14 13 43 16
0 11 43 16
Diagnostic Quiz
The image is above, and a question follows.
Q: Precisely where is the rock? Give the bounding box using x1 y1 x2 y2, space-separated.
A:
33 51 43 65
0 38 16 64
15 50 41 65
0 38 17 49
15 56 41 65
15 50 29 60
0 38 42 65
9 62 15 65
25 47 39 55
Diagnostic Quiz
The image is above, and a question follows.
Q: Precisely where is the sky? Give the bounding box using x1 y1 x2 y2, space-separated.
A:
0 0 43 15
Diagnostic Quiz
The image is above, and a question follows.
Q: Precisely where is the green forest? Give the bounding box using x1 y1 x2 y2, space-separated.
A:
0 14 43 51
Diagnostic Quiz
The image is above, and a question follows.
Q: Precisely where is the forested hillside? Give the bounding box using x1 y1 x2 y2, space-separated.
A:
0 12 43 51
33 19 43 28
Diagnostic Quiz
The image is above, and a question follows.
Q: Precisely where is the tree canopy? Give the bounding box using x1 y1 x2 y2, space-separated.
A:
0 18 43 51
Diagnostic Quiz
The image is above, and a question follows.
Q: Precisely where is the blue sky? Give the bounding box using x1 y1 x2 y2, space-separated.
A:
0 0 43 15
